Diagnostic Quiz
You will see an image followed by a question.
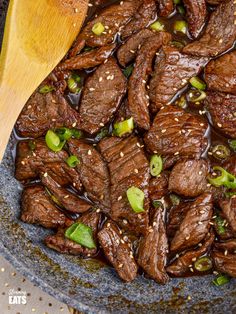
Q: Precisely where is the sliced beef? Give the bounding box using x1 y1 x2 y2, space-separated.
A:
128 32 172 130
137 206 169 284
149 46 208 111
41 172 92 214
15 92 79 138
167 201 190 238
45 210 101 256
77 0 140 47
79 58 126 134
223 155 236 176
57 44 116 71
98 136 150 235
168 159 209 197
215 239 236 253
157 0 174 17
117 29 154 67
183 0 236 57
205 91 236 138
183 0 207 39
121 0 157 39
219 197 236 233
167 231 214 277
98 220 138 282
15 140 81 190
145 105 208 166
170 193 213 252
205 51 236 95
21 186 71 229
149 172 169 202
212 250 236 277
68 139 110 211
206 0 225 4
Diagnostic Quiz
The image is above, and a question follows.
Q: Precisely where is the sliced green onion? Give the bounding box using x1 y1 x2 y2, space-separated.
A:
71 128 83 139
95 127 109 141
150 155 163 177
229 139 236 152
113 117 134 137
174 20 188 34
65 223 96 249
39 85 55 94
28 140 36 151
67 77 80 93
189 77 206 91
208 166 236 189
175 95 187 108
187 89 206 103
56 127 73 141
45 130 65 152
123 64 134 78
127 186 145 213
177 5 185 15
212 274 230 286
66 155 80 168
150 20 165 31
225 191 236 198
194 256 213 272
170 194 181 206
152 200 163 208
92 22 105 35
174 0 181 4
83 46 93 52
212 145 230 160
214 216 226 235
71 73 81 83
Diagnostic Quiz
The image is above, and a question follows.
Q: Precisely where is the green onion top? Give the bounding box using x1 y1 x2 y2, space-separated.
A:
92 22 105 36
189 76 206 91
208 166 236 189
229 139 236 152
150 20 165 32
212 274 230 287
127 186 145 213
152 200 163 208
194 256 213 272
67 77 81 94
66 155 80 168
174 20 188 34
187 89 206 103
150 155 163 177
28 140 36 151
170 194 181 206
211 145 230 160
113 117 134 137
65 222 96 249
123 64 134 78
39 85 55 94
214 216 226 235
56 127 73 141
45 130 66 152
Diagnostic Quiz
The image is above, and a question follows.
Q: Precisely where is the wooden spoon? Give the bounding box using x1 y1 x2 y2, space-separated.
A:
0 0 88 161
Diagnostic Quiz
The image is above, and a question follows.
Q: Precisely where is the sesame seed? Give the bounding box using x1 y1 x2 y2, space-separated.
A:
187 296 192 301
198 171 203 175
118 263 123 268
146 94 150 100
107 223 111 227
174 152 179 155
96 208 101 213
198 243 203 247
121 239 125 244
208 151 213 155
99 77 103 82
27 105 32 109
88 150 92 155
176 254 180 258
137 214 142 219
99 123 104 127
89 88 95 91
130 50 135 54
120 1 124 4
123 219 128 224
174 118 179 122
74 8 78 13
219 39 223 44
142 80 146 84
117 196 122 201
43 172 48 177
116 239 120 244
190 267 194 273
134 169 139 173
161 129 166 133
200 210 205 214
88 3 93 7
120 152 124 157
73 23 76 27
192 257 197 262
198 221 203 225
149 228 154 233
72 122 77 127
153 222 157 227
21 161 25 165
185 235 190 240
217 123 222 128
1 268 5 272
64 195 69 199
224 250 228 256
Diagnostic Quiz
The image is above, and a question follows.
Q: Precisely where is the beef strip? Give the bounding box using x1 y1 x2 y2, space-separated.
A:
149 172 169 202
15 92 79 138
205 51 236 95
57 44 116 71
206 0 225 4
168 159 209 197
183 0 236 57
21 185 71 229
98 136 150 235
68 139 111 211
137 206 169 284
157 0 174 17
212 250 236 277
145 105 208 167
219 197 236 233
167 201 191 238
117 29 154 67
121 0 157 39
223 155 236 176
45 210 101 256
183 0 207 39
170 193 213 252
215 239 236 253
77 0 140 47
167 231 215 277
128 32 172 130
98 220 138 282
149 46 208 111
205 91 236 138
41 172 92 214
15 140 81 190
79 58 126 134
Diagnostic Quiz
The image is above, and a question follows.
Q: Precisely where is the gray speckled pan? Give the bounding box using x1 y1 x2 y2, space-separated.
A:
0 1 236 313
